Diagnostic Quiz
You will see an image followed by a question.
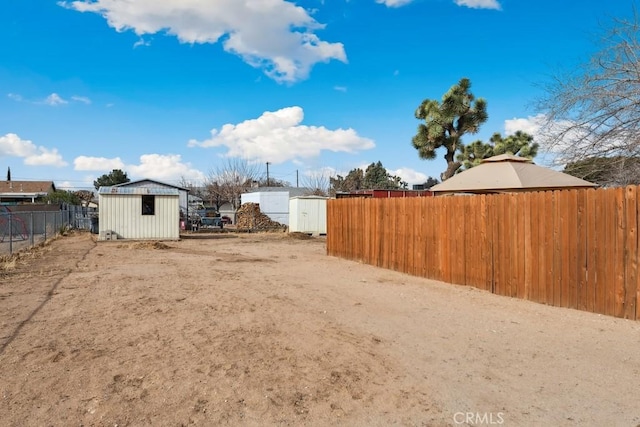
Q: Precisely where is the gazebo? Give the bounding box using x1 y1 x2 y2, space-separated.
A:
430 154 597 194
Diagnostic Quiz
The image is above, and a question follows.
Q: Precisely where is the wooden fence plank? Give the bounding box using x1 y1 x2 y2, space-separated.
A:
433 198 441 281
594 190 607 315
535 192 548 304
508 194 517 297
441 198 451 283
545 191 555 306
605 190 617 316
511 194 526 298
494 195 504 296
576 189 588 311
624 186 638 319
479 195 490 291
567 190 579 309
488 195 497 293
614 188 626 318
557 191 568 307
530 192 541 303
466 197 473 286
523 192 532 300
637 188 640 320
458 197 467 285
585 189 597 312
423 199 432 278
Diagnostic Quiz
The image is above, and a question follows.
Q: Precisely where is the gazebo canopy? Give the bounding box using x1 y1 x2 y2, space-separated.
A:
430 154 597 194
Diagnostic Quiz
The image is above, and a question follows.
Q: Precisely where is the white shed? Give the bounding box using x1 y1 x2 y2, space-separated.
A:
241 191 290 225
98 186 180 240
113 179 190 215
289 196 328 235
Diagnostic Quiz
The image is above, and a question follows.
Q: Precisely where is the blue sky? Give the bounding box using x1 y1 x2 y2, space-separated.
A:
0 0 635 191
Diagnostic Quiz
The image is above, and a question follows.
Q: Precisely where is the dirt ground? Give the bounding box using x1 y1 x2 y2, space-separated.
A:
1 231 639 427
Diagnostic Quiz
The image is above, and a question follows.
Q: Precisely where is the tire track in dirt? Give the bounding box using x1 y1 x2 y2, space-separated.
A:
0 233 97 355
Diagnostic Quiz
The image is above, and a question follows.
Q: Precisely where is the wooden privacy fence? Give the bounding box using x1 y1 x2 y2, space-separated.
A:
326 186 640 320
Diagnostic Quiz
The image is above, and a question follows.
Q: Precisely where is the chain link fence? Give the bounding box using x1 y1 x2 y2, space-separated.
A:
0 205 96 256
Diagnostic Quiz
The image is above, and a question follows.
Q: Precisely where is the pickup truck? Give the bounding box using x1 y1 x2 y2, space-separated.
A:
200 216 224 228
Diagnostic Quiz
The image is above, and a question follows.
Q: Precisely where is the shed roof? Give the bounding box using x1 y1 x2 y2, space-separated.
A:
113 179 188 191
98 186 180 196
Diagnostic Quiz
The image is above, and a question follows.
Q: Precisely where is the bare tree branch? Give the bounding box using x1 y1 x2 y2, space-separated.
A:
536 6 640 163
204 158 262 212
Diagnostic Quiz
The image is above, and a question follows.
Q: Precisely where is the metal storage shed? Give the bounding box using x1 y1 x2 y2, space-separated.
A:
241 191 290 225
113 179 190 215
289 196 328 235
98 186 180 241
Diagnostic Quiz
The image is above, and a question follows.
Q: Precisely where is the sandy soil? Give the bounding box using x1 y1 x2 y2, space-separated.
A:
1 231 639 426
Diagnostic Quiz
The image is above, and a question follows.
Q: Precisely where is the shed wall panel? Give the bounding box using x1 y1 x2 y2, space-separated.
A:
99 194 179 240
289 198 327 234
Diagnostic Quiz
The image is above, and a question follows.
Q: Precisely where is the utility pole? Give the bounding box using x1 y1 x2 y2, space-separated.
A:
266 162 270 187
296 170 299 187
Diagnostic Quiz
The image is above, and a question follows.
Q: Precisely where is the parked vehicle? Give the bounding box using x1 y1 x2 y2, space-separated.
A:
200 216 224 228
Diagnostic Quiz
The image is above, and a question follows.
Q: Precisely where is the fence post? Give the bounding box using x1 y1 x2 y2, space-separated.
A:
44 211 47 240
30 212 34 246
9 212 13 255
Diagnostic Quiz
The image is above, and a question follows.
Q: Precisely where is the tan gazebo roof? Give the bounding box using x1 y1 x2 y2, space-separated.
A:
430 154 596 194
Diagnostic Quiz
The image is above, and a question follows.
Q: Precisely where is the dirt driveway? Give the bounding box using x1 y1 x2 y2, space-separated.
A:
1 231 639 426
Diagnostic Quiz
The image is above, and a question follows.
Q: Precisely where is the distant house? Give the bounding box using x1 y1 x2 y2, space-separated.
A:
0 180 56 205
98 180 183 241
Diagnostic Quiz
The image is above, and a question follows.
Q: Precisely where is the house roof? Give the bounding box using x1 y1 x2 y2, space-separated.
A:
0 180 56 194
113 179 189 191
430 154 597 194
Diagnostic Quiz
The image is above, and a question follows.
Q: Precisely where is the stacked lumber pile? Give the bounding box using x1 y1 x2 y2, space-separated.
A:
236 203 286 231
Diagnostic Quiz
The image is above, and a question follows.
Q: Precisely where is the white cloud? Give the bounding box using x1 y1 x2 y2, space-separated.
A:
0 133 68 167
42 93 68 106
24 147 67 166
74 153 205 183
7 93 23 102
74 156 125 171
71 95 92 104
59 0 346 83
454 0 501 10
389 167 428 185
188 106 375 164
375 0 414 7
376 0 501 9
133 37 151 48
504 114 546 136
334 86 347 92
127 154 206 183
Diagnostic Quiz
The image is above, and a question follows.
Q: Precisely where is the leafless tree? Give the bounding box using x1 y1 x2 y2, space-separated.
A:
536 6 640 163
301 170 331 196
205 158 262 211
